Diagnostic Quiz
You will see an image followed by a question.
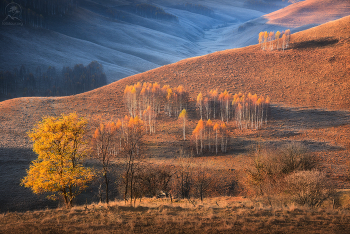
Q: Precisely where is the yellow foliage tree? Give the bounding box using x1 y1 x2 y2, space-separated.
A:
21 113 95 208
178 109 187 141
197 92 203 119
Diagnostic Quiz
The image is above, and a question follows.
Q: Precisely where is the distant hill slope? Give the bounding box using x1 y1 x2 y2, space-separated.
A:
2 0 349 85
0 0 264 83
1 0 348 85
265 0 350 27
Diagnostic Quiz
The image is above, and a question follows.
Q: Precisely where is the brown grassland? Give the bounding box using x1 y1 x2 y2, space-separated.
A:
265 0 350 27
1 196 350 234
0 13 350 234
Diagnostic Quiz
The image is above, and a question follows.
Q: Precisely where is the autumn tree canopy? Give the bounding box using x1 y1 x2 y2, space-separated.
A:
21 113 95 208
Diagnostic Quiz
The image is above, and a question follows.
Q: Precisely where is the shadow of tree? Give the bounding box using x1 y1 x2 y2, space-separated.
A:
0 147 121 212
270 106 350 129
292 37 339 50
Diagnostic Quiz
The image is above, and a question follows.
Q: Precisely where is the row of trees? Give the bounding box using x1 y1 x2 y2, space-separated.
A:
22 113 237 208
124 82 189 134
196 90 270 129
192 119 230 155
0 61 107 101
258 29 291 51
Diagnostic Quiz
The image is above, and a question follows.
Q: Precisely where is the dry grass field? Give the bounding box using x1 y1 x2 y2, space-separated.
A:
0 13 350 233
1 195 350 234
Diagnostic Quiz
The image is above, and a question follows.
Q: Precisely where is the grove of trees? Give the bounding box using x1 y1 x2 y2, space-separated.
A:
124 82 189 134
0 61 107 101
195 90 270 130
259 29 291 51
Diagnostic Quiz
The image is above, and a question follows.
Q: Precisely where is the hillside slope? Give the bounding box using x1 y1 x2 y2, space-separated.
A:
266 0 350 28
0 0 265 82
0 16 349 212
1 0 348 84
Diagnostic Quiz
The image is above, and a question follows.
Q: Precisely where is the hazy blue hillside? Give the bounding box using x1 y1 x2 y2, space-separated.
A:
0 0 291 84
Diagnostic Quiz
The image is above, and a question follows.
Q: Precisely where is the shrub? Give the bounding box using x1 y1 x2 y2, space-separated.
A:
279 143 316 174
285 170 335 207
244 143 319 206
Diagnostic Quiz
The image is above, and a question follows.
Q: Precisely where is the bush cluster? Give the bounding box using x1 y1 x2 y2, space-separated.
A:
245 143 334 207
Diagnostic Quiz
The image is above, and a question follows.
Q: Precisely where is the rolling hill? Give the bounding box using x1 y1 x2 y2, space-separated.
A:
0 15 350 212
265 0 350 27
1 0 348 84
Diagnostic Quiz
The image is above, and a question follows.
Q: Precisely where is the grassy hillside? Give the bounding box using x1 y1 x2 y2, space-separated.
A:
265 0 350 27
0 16 350 213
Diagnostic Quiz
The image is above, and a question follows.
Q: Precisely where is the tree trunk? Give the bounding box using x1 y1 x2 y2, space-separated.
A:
104 171 109 204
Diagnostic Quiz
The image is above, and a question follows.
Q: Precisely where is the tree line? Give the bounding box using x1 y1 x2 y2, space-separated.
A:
0 61 107 101
196 90 270 129
124 82 189 135
125 83 271 156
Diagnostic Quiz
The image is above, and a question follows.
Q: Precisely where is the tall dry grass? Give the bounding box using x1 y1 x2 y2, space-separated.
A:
1 196 350 234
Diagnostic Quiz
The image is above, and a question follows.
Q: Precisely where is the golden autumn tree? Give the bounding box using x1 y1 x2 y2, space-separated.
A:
178 109 187 141
269 31 275 50
285 29 291 48
206 119 213 151
264 31 268 50
91 120 121 204
282 33 286 51
258 31 264 49
197 92 203 119
213 123 220 155
275 31 281 50
192 119 205 155
21 113 95 208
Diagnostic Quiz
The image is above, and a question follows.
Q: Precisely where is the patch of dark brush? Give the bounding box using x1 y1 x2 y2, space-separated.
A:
292 38 339 50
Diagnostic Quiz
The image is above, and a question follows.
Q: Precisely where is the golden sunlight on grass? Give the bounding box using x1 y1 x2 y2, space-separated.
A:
1 196 350 233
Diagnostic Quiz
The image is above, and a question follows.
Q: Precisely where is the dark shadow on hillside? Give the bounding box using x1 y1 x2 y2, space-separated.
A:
0 147 58 212
0 147 121 213
270 106 350 129
261 140 344 153
292 38 339 50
